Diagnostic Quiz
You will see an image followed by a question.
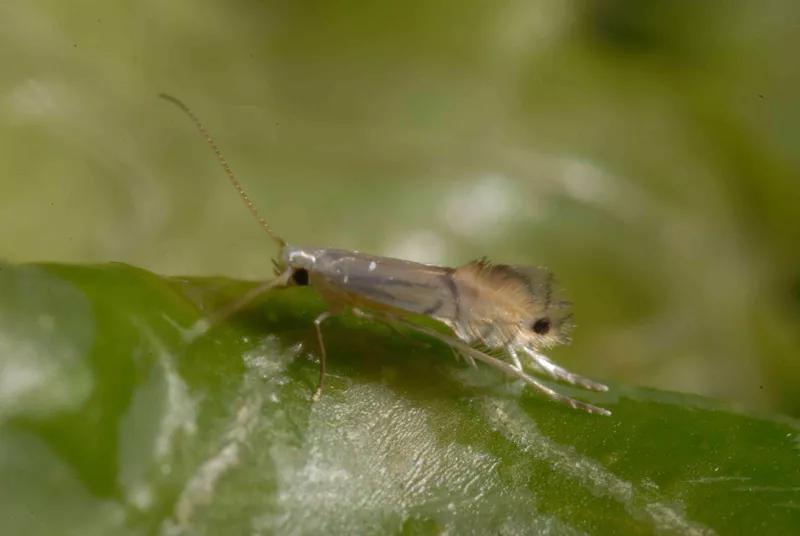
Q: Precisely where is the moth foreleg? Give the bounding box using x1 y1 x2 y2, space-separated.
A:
521 347 608 392
188 270 293 340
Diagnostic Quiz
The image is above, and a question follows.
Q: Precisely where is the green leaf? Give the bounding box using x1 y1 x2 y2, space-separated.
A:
1 262 798 535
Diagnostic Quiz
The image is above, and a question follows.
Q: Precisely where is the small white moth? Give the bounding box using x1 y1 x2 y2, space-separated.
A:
161 94 610 416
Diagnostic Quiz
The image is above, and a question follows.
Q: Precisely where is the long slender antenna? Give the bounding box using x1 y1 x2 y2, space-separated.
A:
159 93 286 247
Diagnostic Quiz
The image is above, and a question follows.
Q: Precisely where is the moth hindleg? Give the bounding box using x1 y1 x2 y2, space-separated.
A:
351 307 425 346
507 346 524 371
521 346 608 392
351 308 476 367
512 367 610 416
453 348 477 368
388 319 610 416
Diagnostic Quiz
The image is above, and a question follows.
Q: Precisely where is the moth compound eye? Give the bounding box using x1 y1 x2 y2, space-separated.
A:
291 268 309 286
531 317 551 335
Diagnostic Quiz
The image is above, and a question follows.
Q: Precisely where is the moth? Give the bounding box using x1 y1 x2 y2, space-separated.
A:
161 94 610 416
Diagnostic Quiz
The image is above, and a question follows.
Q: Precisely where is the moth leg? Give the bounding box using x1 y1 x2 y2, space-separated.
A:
389 319 610 416
344 312 608 414
188 270 293 339
511 365 611 416
476 348 610 416
311 311 332 402
352 307 474 370
507 346 524 371
454 348 477 368
521 347 608 392
352 308 415 342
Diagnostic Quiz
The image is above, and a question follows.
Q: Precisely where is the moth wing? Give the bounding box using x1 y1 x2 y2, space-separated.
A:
457 259 573 347
507 264 573 345
311 249 458 318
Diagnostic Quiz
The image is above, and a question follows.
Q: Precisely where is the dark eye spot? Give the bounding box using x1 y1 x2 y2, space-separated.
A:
291 268 309 286
531 317 551 335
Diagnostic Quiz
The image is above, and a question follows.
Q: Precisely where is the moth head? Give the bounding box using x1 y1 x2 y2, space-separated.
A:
279 245 318 286
289 268 310 286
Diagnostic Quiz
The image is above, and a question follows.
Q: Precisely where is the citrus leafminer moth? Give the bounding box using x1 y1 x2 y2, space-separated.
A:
160 93 610 416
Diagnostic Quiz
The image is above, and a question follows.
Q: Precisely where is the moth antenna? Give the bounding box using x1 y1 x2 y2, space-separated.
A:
159 93 286 247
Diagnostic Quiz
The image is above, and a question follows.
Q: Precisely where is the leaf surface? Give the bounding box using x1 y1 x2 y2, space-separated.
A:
0 262 798 535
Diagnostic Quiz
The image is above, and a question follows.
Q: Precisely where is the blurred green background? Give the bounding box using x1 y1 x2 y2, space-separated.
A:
1 0 799 416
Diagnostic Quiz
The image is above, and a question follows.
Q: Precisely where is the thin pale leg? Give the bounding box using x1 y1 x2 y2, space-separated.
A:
507 346 524 371
388 318 610 416
351 307 427 347
520 347 608 392
351 308 476 367
187 271 292 339
311 311 332 401
452 347 477 368
430 325 608 415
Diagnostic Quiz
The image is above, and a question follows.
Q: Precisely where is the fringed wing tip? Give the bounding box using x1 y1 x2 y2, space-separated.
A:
460 259 575 348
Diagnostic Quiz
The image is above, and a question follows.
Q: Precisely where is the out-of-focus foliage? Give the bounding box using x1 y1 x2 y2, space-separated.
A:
0 2 798 416
1 262 799 534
